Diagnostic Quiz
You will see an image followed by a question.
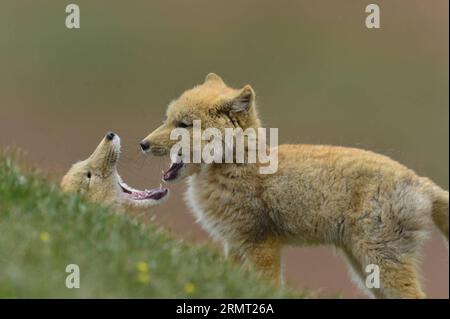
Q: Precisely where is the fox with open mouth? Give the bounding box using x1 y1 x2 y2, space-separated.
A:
61 131 169 212
139 73 448 299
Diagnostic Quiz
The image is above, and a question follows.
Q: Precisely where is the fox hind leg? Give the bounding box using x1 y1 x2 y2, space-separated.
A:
340 248 383 298
342 248 425 298
376 258 426 299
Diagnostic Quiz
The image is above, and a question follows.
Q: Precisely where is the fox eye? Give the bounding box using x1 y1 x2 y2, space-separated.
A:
86 171 92 179
178 122 191 128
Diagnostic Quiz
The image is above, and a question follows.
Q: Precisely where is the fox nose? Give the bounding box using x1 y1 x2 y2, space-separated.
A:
140 140 150 152
106 131 116 141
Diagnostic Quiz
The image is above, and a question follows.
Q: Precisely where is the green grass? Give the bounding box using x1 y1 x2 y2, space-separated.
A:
0 154 307 298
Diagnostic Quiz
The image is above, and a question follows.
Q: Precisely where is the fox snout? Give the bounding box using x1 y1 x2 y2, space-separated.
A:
106 131 116 141
139 140 169 156
139 140 150 152
140 126 172 156
88 131 121 174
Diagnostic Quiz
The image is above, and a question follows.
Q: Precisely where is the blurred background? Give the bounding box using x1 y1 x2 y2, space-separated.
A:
0 0 448 298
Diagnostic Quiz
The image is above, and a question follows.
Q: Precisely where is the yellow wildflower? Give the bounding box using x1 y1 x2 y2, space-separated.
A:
184 282 196 294
136 261 149 273
39 231 50 242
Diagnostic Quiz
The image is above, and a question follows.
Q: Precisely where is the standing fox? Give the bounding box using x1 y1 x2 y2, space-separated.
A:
140 73 448 298
61 132 168 213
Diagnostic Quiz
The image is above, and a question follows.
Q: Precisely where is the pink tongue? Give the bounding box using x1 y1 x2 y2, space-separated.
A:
131 188 167 200
163 161 183 181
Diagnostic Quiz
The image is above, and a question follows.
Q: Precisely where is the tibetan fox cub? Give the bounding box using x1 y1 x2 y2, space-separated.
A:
61 132 168 212
140 73 448 298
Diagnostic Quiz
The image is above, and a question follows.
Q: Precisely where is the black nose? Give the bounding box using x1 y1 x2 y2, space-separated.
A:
106 131 115 141
140 140 150 151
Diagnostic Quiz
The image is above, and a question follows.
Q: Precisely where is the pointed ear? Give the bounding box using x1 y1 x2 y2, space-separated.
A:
204 72 225 85
230 85 255 113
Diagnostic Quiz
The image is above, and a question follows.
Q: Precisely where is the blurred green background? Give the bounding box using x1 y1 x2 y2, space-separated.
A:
0 0 448 298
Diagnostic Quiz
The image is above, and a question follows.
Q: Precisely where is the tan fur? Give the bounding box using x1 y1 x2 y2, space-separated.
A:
61 133 168 214
142 73 448 298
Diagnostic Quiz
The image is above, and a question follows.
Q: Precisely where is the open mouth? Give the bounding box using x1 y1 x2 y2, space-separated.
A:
163 161 184 182
119 181 168 201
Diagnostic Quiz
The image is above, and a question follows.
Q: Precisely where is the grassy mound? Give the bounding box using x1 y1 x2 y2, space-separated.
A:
0 155 306 298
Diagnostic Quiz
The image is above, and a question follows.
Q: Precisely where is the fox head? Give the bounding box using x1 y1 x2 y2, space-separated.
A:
61 132 168 211
140 73 261 182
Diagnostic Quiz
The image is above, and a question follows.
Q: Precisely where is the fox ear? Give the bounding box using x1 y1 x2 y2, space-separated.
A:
230 85 255 113
204 73 225 85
